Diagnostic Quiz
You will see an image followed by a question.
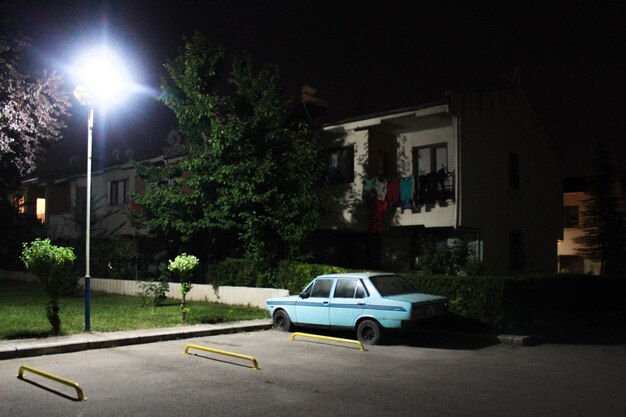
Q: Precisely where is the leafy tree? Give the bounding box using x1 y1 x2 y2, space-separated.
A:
0 31 70 197
0 25 70 265
575 141 626 275
20 239 77 335
131 33 322 261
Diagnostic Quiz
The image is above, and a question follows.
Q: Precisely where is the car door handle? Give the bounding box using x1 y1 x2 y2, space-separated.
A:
357 302 365 305
323 301 329 305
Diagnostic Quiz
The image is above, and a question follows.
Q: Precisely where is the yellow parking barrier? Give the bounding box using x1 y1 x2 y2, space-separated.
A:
184 344 260 370
17 365 87 401
290 332 365 351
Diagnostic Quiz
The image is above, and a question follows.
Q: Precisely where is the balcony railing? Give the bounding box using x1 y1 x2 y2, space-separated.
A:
415 168 455 207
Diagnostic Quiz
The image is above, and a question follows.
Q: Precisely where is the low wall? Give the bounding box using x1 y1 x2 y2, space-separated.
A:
0 270 287 310
84 278 287 309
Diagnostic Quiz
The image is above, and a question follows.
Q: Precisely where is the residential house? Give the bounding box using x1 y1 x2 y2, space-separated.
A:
558 174 626 275
19 88 562 276
309 88 563 274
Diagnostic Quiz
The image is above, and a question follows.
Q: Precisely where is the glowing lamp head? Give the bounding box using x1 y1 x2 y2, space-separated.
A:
74 47 130 107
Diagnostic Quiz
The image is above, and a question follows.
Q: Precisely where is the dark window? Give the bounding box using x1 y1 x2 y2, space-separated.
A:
564 206 579 228
75 186 86 210
110 179 129 205
510 230 524 269
509 152 520 189
310 279 333 297
370 275 417 296
355 281 367 298
413 144 453 204
333 279 357 298
324 146 354 185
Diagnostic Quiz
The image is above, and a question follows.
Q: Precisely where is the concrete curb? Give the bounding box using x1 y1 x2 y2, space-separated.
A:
0 319 272 361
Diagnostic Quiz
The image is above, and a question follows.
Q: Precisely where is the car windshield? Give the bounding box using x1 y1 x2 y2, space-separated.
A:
369 275 417 296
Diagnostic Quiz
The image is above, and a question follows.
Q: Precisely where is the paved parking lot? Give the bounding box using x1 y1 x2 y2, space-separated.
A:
1 329 625 417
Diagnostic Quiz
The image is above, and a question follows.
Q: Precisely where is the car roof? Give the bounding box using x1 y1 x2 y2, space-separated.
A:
315 272 398 279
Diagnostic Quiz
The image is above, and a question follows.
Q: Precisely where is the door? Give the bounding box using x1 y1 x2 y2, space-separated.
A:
295 278 334 326
329 279 367 327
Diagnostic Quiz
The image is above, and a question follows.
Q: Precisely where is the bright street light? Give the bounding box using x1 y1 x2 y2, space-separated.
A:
73 46 132 331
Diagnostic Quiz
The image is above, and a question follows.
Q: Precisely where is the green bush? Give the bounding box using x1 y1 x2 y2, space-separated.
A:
404 273 505 329
214 258 351 294
405 272 626 332
20 238 77 334
139 274 170 307
274 261 352 294
215 258 273 288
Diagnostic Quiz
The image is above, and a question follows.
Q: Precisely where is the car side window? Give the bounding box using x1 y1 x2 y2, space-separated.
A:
333 279 357 298
310 279 333 298
301 282 313 297
355 281 367 299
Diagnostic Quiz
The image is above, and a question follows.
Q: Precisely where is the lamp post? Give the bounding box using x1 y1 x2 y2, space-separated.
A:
73 47 130 331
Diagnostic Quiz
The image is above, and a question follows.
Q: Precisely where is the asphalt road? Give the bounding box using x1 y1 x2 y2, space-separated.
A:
1 328 624 417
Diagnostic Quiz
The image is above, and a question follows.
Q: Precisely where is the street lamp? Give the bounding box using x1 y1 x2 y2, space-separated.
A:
73 47 131 331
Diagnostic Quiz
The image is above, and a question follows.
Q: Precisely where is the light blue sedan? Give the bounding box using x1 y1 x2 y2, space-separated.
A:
266 272 447 345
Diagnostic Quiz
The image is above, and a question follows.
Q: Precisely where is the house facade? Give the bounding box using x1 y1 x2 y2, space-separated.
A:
19 89 563 276
558 175 626 275
309 89 563 274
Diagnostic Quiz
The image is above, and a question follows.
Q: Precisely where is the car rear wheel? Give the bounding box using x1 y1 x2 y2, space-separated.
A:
273 310 293 332
357 319 382 345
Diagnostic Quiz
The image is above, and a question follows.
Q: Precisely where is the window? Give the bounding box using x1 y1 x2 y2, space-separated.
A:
355 281 367 298
324 146 354 185
75 186 86 210
15 196 25 214
510 230 524 269
564 206 579 228
334 279 357 298
310 279 333 297
36 198 45 223
509 152 520 189
413 144 452 204
370 275 417 296
110 179 129 205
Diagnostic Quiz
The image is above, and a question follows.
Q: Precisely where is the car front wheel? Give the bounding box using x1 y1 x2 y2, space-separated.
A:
273 310 293 332
357 319 382 345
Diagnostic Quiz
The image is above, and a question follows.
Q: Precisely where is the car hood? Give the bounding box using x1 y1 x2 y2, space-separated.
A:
384 293 447 304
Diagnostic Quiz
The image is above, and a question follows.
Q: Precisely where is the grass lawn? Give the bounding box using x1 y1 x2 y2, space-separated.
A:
0 280 269 340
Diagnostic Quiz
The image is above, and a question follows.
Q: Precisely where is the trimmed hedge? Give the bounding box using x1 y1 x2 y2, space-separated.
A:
214 258 350 294
274 261 352 295
214 258 273 288
216 258 626 333
405 272 626 332
403 273 505 330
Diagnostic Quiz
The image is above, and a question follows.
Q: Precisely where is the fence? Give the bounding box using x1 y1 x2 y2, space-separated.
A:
0 270 287 309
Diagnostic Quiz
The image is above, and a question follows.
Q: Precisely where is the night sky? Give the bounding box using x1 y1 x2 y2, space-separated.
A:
6 0 626 177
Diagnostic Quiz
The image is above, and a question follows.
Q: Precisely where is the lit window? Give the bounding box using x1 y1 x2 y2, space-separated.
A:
15 196 25 214
36 198 46 223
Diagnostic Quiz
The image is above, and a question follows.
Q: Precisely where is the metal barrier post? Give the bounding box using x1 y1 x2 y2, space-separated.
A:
290 332 365 351
184 344 260 370
17 365 87 401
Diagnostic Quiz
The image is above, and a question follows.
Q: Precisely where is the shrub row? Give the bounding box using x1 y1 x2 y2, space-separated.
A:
404 272 626 332
215 259 626 333
214 258 350 294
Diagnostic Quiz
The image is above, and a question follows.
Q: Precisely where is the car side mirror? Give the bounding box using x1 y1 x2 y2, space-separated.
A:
299 292 310 299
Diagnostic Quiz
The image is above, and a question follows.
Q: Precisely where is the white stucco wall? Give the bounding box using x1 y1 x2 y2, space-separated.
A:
0 271 286 309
